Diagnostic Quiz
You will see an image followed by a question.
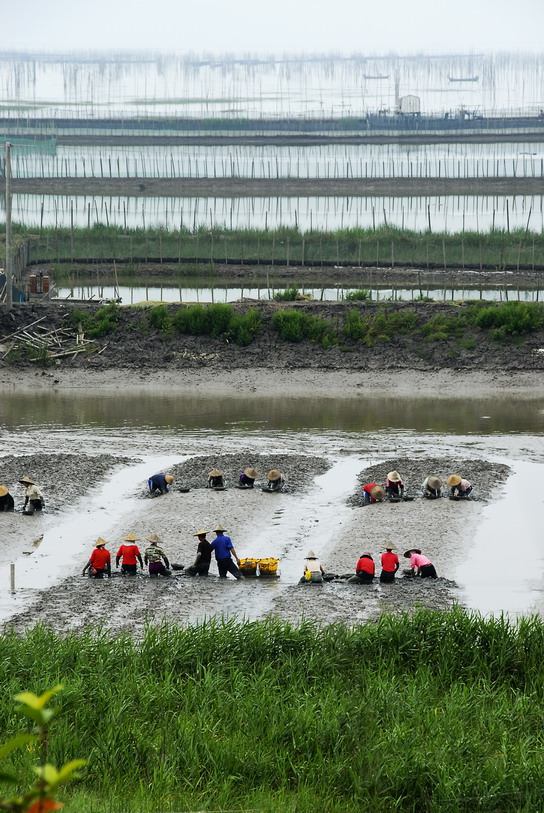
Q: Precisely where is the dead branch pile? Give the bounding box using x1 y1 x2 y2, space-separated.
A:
0 315 105 362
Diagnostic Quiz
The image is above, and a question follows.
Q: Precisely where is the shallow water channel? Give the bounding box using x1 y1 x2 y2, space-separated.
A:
1 388 544 622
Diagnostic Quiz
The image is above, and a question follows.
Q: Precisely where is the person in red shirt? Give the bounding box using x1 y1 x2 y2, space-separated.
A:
363 484 385 504
380 543 399 583
82 538 111 579
116 532 144 575
349 553 375 584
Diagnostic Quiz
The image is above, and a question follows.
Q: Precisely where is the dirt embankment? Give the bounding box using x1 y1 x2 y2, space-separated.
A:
2 300 544 375
11 176 544 198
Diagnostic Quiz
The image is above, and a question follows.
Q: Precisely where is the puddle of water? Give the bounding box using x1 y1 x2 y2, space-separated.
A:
457 461 544 614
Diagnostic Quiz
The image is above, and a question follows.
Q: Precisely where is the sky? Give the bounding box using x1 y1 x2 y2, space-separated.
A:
4 0 544 54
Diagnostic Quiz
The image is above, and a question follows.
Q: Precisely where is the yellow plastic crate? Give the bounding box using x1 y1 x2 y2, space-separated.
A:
258 558 279 576
239 557 260 576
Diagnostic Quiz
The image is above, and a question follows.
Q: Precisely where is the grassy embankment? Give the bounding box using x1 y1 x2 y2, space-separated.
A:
4 224 544 273
2 610 544 812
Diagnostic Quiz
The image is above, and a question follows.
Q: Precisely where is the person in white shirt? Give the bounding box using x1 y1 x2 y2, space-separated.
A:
19 476 45 515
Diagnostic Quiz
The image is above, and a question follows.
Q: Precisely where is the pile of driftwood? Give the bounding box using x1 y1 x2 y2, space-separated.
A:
0 315 107 362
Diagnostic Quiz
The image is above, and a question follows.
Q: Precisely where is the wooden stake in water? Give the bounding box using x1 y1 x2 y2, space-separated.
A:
10 562 15 593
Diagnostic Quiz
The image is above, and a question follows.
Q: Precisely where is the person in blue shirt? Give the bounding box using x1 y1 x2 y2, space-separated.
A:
148 473 174 496
210 524 243 579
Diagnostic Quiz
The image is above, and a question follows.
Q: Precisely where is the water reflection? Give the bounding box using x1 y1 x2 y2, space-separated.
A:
1 390 543 434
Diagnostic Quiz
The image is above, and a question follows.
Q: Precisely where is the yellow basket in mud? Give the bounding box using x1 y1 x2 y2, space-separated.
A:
239 558 260 576
258 558 279 576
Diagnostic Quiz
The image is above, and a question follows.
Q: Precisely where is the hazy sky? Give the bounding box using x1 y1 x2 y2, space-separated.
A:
5 0 544 53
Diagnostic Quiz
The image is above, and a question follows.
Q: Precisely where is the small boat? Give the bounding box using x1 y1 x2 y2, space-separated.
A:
363 74 390 80
448 75 479 83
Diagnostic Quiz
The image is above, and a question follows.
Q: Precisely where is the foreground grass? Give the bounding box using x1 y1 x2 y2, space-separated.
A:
5 223 544 270
2 610 544 811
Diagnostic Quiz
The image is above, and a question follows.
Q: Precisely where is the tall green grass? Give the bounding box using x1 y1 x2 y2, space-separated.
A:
2 610 544 812
5 223 544 270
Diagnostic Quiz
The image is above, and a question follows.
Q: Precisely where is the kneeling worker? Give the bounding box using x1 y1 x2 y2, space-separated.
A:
186 530 212 576
380 543 399 583
404 548 437 578
148 473 174 496
116 533 144 574
83 538 111 579
19 476 45 514
0 485 14 512
207 469 224 488
210 524 243 579
363 483 384 503
446 474 473 499
349 553 375 584
145 533 171 576
239 467 259 488
266 469 284 492
422 476 441 499
301 550 325 583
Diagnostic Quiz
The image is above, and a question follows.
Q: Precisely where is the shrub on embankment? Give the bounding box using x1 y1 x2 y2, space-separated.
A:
2 610 544 812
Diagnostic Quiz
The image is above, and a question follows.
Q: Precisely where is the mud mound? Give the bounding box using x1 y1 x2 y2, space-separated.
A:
0 453 133 512
143 452 330 495
348 457 511 507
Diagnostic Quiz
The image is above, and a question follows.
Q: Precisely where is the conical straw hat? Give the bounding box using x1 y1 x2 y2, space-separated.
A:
446 474 462 487
244 468 259 478
208 469 223 477
0 486 8 497
95 537 108 547
194 529 209 536
124 533 139 542
165 475 174 484
19 476 35 485
384 542 396 550
387 471 401 482
214 524 226 533
403 548 422 557
370 485 385 499
267 469 281 480
428 476 442 490
147 533 161 543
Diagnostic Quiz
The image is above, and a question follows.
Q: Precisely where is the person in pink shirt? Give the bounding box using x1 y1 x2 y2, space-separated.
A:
403 548 437 579
446 474 473 499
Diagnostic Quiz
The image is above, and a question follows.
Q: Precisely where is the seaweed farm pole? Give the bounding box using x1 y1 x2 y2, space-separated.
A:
4 142 13 311
506 199 510 233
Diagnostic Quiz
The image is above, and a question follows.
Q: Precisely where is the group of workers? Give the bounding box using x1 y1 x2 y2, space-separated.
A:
303 544 437 584
148 468 285 495
82 525 243 580
0 477 45 514
363 470 473 502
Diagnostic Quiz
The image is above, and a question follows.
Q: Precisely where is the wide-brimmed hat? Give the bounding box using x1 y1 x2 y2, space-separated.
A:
208 469 223 477
267 469 281 480
124 533 139 542
194 529 209 537
165 475 174 484
306 550 317 558
214 524 226 533
146 533 161 544
0 486 8 497
384 542 396 551
446 474 462 487
244 467 259 478
387 471 401 482
403 548 422 558
370 485 385 500
19 476 35 485
95 537 108 547
428 476 442 490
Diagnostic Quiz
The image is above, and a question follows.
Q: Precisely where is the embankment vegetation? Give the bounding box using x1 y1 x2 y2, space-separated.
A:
5 224 544 271
2 611 544 812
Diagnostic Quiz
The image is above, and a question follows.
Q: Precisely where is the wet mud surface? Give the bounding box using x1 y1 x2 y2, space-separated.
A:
348 457 511 506
149 452 330 494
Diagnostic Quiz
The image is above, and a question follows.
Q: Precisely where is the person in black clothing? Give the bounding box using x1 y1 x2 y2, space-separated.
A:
185 530 212 576
0 486 14 512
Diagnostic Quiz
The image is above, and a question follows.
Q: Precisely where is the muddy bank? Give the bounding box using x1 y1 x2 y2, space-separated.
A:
153 453 330 494
41 260 544 289
0 452 132 568
348 457 511 506
2 301 544 376
12 176 544 198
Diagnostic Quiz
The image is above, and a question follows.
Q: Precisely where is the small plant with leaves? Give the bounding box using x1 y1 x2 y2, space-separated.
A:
345 289 371 301
0 685 85 813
